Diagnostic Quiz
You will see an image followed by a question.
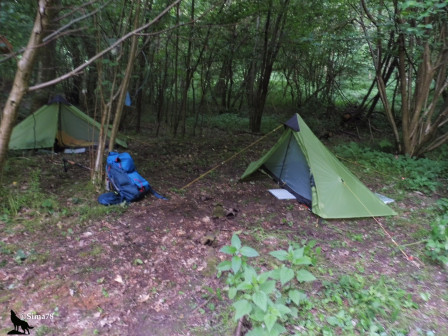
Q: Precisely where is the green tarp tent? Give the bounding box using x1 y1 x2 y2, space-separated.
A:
9 96 127 150
241 114 396 219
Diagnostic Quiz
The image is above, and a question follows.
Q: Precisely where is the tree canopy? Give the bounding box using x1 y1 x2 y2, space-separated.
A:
0 0 447 166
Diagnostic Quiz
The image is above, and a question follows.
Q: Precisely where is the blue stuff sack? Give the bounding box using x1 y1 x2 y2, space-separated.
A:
107 152 135 172
98 191 123 205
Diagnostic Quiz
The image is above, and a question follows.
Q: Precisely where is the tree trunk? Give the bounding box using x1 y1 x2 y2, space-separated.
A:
247 0 290 133
32 0 59 110
0 0 53 176
359 1 402 151
397 5 448 156
171 2 181 136
108 1 141 150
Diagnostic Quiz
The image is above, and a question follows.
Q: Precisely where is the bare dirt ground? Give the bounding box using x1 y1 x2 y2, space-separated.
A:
1 129 447 335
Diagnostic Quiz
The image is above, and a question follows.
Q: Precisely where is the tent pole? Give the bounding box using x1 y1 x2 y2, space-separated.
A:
278 131 293 180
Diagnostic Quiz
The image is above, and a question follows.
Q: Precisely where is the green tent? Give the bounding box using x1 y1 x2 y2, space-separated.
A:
9 96 127 150
241 114 396 219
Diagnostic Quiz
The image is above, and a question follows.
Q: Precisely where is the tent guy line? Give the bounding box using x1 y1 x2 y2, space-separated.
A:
342 178 422 268
180 124 283 190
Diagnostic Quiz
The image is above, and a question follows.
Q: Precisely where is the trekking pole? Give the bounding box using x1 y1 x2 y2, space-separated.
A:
181 124 283 190
63 158 91 172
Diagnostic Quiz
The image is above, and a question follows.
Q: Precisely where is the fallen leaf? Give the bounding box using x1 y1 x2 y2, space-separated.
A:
114 274 124 284
137 294 150 303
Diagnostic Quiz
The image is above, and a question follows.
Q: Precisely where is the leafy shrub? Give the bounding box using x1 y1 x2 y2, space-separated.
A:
425 215 448 265
216 235 417 335
434 198 448 213
217 234 318 336
187 113 281 134
335 142 447 194
210 113 250 131
322 274 417 333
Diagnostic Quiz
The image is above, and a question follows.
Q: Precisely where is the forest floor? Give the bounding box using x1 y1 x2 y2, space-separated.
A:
0 125 447 336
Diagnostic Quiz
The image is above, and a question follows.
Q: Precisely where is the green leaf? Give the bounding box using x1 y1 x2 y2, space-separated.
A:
257 271 270 283
293 256 312 265
240 246 259 257
248 324 286 336
252 290 268 311
217 260 232 272
250 305 266 322
244 266 257 282
270 323 287 335
296 269 316 282
133 258 143 265
268 268 281 280
228 287 237 299
233 299 252 320
289 289 307 306
269 250 288 261
279 267 295 286
307 240 317 248
293 247 304 259
231 256 242 273
220 245 237 255
259 280 276 295
289 306 299 319
275 303 291 316
245 328 264 336
264 312 277 332
236 281 253 291
231 234 242 250
326 315 342 327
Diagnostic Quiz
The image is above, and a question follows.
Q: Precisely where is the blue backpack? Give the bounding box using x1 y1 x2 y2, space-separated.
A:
98 152 166 205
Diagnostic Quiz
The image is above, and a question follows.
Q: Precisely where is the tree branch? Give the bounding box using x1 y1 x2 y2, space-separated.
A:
42 0 112 43
28 0 182 92
360 0 377 26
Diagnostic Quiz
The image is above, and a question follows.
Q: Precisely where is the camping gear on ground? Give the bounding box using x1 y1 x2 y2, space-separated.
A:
8 95 127 150
98 152 166 205
98 191 123 206
63 158 91 172
241 113 396 219
269 189 296 200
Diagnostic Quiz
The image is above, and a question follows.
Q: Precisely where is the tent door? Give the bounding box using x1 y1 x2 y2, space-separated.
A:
263 132 312 206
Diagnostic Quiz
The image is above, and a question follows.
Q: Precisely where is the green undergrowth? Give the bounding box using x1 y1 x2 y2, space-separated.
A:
334 142 448 195
0 158 126 270
0 169 58 224
186 113 282 134
425 208 448 266
318 274 418 335
0 161 124 228
216 235 420 336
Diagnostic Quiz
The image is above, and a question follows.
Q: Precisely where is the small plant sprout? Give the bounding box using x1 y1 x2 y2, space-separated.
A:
217 234 259 274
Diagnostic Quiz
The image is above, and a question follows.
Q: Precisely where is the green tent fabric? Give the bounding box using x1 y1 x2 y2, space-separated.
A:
9 97 127 150
241 114 396 219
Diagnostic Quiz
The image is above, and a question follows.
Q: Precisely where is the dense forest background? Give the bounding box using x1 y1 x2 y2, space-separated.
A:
1 2 448 335
0 0 447 166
